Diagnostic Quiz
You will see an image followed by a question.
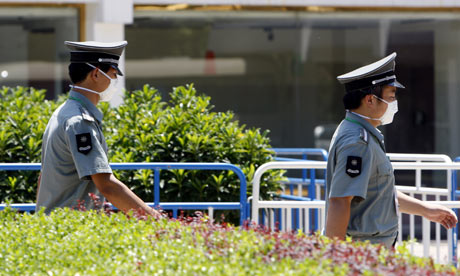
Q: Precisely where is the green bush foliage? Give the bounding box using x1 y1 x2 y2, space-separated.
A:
0 87 64 203
0 208 456 275
103 84 282 204
0 85 283 207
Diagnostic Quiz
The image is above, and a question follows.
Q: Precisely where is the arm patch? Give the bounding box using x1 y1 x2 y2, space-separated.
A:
346 156 362 177
76 133 92 155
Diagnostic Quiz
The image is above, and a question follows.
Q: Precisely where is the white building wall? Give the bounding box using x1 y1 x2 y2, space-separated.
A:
1 0 459 7
134 0 460 7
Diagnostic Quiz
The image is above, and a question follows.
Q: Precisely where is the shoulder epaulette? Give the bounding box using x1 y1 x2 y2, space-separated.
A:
79 106 95 122
359 128 368 144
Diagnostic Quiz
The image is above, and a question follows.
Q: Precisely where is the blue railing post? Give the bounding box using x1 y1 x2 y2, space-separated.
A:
294 153 308 230
289 184 294 195
302 153 308 187
261 208 265 226
452 157 460 266
309 169 319 231
154 168 160 207
277 208 282 230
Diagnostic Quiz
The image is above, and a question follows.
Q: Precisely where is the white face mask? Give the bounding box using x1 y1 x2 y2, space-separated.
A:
350 95 398 126
70 63 119 102
374 95 398 125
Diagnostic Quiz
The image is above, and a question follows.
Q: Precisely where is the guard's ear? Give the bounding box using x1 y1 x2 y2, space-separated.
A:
363 94 374 107
88 67 100 81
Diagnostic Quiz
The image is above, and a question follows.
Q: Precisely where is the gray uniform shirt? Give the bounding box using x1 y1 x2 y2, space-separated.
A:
36 90 112 213
325 111 398 247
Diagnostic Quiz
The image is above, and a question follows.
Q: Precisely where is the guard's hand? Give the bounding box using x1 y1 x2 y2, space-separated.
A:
424 204 458 229
150 208 163 220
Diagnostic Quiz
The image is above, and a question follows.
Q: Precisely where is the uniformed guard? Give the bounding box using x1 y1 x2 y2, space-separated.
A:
36 41 160 218
325 52 457 247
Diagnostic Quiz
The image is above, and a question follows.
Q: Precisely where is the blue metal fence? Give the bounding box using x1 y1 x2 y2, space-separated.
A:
271 148 328 198
271 148 328 232
0 162 248 225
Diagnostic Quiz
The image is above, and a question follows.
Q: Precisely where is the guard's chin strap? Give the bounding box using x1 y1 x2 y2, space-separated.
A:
348 110 380 121
69 85 100 97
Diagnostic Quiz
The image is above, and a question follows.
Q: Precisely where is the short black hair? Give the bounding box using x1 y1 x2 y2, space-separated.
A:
68 63 112 84
342 86 383 110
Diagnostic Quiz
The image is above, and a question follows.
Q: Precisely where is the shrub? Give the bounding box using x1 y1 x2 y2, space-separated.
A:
103 84 282 205
0 85 283 210
0 87 65 203
0 208 456 275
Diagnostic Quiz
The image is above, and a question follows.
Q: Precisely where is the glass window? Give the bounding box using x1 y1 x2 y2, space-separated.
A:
126 9 460 161
0 7 79 99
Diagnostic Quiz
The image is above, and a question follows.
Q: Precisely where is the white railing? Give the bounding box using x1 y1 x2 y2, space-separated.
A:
252 161 327 225
387 154 452 261
277 153 452 197
273 148 327 200
252 160 460 264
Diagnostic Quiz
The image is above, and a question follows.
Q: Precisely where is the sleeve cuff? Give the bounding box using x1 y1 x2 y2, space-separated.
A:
79 167 113 179
329 190 366 200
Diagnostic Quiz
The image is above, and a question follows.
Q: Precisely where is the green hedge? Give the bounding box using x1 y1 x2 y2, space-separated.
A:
0 85 283 208
0 208 456 275
0 87 64 203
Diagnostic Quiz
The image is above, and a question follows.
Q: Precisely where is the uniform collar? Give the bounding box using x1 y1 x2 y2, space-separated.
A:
69 90 103 123
345 111 384 142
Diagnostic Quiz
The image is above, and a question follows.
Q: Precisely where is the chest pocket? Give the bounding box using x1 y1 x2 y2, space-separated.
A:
376 159 394 194
99 128 108 153
377 159 392 175
92 122 108 153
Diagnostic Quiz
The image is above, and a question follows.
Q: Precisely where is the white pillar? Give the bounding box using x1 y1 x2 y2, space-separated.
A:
379 19 390 57
84 0 133 106
448 60 459 157
299 26 311 63
55 19 78 98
